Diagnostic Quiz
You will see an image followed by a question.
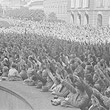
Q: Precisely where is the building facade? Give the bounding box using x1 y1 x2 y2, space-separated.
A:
43 0 71 22
1 0 21 9
44 0 110 26
1 0 26 9
24 0 44 10
70 0 110 26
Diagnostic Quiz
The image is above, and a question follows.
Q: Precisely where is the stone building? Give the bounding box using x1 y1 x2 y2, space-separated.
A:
24 0 44 10
44 0 110 26
0 0 29 9
43 0 71 22
70 0 110 26
1 0 22 9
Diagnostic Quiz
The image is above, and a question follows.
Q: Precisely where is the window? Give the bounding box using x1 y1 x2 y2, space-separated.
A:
97 14 102 26
75 0 80 8
71 0 76 8
96 0 104 8
79 0 83 8
83 0 90 8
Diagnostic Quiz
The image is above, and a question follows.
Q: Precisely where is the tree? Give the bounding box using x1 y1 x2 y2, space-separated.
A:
48 12 57 21
31 10 46 21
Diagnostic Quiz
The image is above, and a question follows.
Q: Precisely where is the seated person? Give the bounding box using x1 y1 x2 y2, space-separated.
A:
41 76 54 92
31 68 48 88
20 64 28 80
100 92 110 109
104 86 110 98
24 62 35 86
51 77 69 98
26 66 35 79
51 77 62 93
8 63 22 81
34 68 55 91
56 74 89 110
88 94 107 110
1 66 9 80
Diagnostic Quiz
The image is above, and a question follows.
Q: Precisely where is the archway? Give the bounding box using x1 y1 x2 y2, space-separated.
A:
84 14 89 25
97 14 102 26
77 13 81 25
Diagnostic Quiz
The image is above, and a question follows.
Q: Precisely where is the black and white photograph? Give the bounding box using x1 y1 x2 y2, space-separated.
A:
0 0 110 110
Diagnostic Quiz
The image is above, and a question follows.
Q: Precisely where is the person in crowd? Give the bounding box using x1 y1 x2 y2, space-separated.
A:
8 63 22 81
1 17 110 110
1 66 9 80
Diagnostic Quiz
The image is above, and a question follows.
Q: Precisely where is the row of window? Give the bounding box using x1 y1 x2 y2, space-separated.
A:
71 0 110 9
71 13 104 26
71 13 89 25
71 0 89 8
96 0 110 8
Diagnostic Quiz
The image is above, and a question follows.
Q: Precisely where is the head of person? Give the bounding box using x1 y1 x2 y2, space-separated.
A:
28 55 34 63
85 74 93 86
2 66 9 73
69 54 76 60
85 65 94 74
11 63 17 69
91 94 100 106
100 59 107 69
96 57 101 63
88 54 93 63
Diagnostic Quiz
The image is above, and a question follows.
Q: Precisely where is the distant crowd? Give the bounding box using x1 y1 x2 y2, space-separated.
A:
0 19 110 110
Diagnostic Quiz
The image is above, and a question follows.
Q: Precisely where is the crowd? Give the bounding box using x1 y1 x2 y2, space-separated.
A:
0 18 110 110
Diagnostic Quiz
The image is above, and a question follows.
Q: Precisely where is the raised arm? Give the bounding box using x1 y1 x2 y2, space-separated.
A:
79 77 93 98
61 80 76 94
56 72 76 94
